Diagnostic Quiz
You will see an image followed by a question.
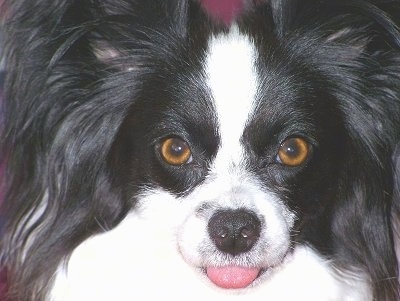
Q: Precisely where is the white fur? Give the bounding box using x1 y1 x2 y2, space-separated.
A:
206 26 257 168
178 171 294 268
51 29 372 301
52 189 371 301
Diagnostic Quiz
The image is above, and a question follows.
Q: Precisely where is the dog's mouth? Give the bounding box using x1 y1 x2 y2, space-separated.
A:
200 249 292 289
204 265 263 289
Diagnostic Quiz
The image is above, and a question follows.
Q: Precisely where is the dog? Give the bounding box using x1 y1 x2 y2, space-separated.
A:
1 0 400 300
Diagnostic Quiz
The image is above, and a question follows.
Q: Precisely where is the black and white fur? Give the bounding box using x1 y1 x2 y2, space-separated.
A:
1 0 400 300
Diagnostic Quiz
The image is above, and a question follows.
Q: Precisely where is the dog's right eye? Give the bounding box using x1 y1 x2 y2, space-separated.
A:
159 137 193 166
277 137 311 167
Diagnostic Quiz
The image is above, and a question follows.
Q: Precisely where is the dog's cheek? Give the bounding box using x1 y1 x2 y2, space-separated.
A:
178 213 210 266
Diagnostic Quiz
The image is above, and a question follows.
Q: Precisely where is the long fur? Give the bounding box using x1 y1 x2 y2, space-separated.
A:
1 0 400 300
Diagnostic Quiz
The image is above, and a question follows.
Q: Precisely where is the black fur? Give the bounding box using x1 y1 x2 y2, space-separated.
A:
1 0 400 300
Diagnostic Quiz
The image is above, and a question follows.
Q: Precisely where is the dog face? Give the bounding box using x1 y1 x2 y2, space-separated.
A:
83 23 365 297
2 1 400 300
51 26 371 300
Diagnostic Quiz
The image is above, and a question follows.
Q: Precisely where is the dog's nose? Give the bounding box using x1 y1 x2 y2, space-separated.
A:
207 209 261 256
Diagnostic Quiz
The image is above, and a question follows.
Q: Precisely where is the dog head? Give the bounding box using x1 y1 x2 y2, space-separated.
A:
1 1 400 300
104 2 400 297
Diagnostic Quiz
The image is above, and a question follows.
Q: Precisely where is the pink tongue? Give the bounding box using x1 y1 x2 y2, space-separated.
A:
206 266 260 289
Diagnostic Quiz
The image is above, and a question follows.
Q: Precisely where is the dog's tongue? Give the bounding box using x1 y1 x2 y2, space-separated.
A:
206 266 260 289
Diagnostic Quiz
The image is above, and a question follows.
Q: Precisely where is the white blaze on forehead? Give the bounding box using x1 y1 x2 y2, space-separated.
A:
205 27 258 167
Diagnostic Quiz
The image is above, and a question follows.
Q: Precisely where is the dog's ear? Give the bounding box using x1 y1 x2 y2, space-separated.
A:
324 2 400 54
91 0 216 72
325 27 368 48
323 27 369 61
169 0 191 37
270 0 300 38
100 0 190 35
91 40 137 72
92 0 192 70
92 41 121 64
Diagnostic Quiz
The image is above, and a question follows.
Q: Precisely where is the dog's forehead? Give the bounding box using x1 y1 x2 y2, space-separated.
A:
204 27 258 165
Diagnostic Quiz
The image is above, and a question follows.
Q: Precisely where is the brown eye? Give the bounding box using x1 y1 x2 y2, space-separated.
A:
278 137 310 167
159 137 192 166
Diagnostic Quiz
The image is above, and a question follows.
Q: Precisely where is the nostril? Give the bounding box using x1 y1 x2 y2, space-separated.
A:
207 209 261 256
240 226 255 239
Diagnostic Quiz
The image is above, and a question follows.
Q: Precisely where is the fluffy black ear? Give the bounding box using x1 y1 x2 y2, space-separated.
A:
271 2 400 300
101 0 190 35
0 0 195 300
269 0 300 38
332 142 400 301
323 2 400 297
92 0 191 67
169 0 191 36
269 0 400 53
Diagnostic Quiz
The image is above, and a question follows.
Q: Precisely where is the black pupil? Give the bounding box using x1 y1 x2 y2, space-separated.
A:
284 140 300 158
170 139 186 157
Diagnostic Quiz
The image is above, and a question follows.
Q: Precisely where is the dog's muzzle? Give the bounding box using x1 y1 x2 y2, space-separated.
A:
205 209 263 289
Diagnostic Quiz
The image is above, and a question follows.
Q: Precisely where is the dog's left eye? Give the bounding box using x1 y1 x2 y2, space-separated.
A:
277 137 311 167
159 137 193 166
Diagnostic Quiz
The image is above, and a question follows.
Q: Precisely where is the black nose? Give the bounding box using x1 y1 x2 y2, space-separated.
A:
207 209 261 256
